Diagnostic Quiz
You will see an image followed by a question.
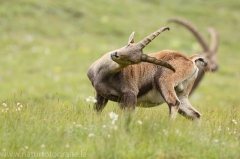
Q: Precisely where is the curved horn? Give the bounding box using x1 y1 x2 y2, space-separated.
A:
138 26 170 49
141 54 175 72
168 18 209 52
208 27 219 53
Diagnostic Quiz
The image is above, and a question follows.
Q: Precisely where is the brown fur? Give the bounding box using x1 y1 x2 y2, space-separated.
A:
88 50 208 120
87 27 209 120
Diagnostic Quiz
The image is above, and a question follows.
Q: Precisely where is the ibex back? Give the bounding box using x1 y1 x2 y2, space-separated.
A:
87 27 210 120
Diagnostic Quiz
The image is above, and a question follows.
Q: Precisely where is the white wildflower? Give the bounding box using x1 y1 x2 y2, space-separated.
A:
25 146 29 149
65 144 70 148
226 127 230 131
2 103 7 107
218 126 222 131
40 144 45 148
88 133 95 137
109 112 118 124
109 112 118 119
137 120 142 125
175 129 180 134
102 125 107 128
17 102 23 108
76 124 82 128
107 134 111 138
85 96 97 103
163 129 168 136
212 139 219 143
25 34 34 42
85 98 91 102
232 119 237 125
113 125 118 130
17 107 21 111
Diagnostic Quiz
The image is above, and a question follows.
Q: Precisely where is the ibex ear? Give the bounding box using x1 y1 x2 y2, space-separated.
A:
128 31 135 44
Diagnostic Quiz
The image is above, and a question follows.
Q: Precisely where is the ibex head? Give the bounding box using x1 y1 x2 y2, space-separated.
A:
110 27 175 72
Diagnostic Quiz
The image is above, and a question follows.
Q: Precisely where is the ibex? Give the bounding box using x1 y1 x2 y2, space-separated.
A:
169 18 219 94
87 27 209 120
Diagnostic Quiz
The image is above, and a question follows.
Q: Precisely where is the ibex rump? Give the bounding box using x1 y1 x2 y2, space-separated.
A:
169 18 219 94
87 27 209 120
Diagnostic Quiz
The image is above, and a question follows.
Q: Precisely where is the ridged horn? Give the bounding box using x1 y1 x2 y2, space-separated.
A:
141 54 175 72
138 26 170 49
168 18 209 52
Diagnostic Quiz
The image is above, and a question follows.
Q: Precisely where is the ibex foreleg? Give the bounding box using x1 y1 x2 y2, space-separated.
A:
119 92 137 110
94 93 108 112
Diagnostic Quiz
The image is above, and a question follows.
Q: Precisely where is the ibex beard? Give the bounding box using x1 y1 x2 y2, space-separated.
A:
87 26 210 120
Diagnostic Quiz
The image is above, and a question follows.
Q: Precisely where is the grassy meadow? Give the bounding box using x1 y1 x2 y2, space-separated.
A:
0 0 240 158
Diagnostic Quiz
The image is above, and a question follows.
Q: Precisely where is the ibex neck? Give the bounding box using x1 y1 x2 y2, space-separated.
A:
87 53 126 82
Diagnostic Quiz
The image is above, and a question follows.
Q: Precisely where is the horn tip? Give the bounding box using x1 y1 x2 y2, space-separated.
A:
166 26 170 30
170 66 176 72
163 26 170 31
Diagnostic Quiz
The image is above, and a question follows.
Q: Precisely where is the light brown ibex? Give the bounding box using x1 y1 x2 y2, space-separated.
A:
87 27 210 120
168 18 219 94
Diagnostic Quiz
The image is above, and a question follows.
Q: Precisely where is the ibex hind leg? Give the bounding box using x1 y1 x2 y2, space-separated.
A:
94 93 108 112
168 96 180 120
156 79 180 120
178 98 201 120
177 76 201 120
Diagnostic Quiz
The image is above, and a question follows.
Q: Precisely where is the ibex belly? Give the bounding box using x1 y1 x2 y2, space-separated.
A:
137 89 165 107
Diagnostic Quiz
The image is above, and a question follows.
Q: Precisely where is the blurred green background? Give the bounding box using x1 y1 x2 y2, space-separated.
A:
1 1 240 158
0 0 240 106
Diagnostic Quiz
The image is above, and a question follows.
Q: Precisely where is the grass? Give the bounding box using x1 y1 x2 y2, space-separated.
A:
0 0 240 158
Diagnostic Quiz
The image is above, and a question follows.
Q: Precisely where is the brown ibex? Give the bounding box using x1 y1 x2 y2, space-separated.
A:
168 18 219 94
87 27 209 120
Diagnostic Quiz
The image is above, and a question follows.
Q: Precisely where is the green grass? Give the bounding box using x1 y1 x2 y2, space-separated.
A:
0 0 240 158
